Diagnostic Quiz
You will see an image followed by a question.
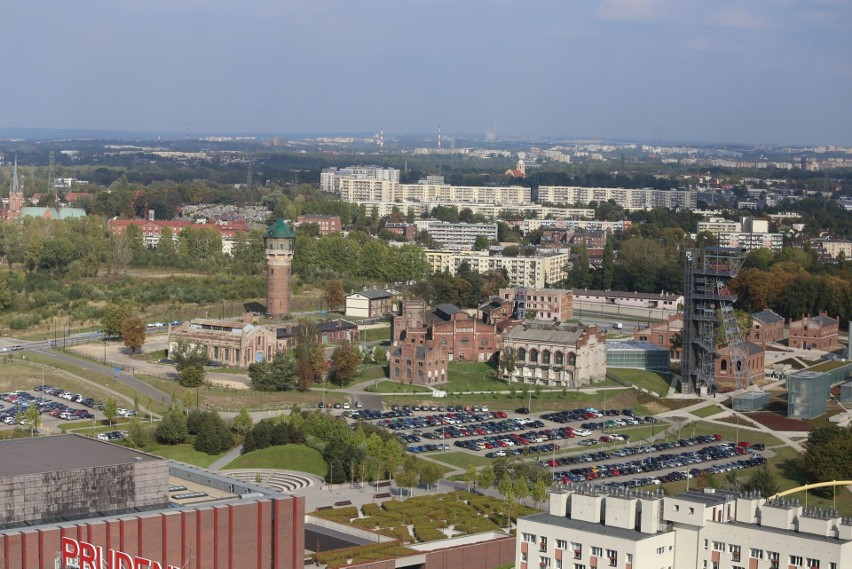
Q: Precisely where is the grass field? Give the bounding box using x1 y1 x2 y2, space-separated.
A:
431 452 492 469
606 368 673 395
444 361 507 392
145 442 229 468
364 326 391 342
775 358 805 370
690 405 723 418
809 360 850 372
371 381 432 393
223 444 327 477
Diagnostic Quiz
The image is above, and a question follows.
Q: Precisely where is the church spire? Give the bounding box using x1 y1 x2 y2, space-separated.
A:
11 156 20 195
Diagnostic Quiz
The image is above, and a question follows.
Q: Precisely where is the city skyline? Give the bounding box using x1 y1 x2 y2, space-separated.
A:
2 0 851 146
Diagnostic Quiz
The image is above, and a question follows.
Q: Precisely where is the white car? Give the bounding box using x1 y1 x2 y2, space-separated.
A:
342 402 350 409
574 428 592 437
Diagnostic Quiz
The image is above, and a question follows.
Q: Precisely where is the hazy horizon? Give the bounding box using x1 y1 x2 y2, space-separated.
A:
3 0 851 146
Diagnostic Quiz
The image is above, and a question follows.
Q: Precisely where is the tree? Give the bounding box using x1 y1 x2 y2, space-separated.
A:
498 475 516 530
569 244 591 288
745 466 780 498
24 404 41 436
179 364 205 388
101 304 130 338
477 464 496 491
599 236 614 290
530 477 548 509
248 355 298 391
798 425 852 496
193 412 234 454
103 397 118 427
419 461 441 491
293 322 324 389
322 279 346 311
121 316 146 353
331 341 362 386
155 407 188 445
464 464 478 492
499 347 517 379
514 476 530 507
473 234 490 251
172 339 208 371
126 417 151 448
232 407 253 436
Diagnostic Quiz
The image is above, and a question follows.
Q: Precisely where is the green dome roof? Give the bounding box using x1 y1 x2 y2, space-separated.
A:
263 219 296 239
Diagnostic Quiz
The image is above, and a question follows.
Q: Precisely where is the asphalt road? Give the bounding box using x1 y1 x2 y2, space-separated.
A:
29 347 174 406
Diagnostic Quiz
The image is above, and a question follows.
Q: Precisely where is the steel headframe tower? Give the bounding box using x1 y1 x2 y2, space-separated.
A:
682 246 749 394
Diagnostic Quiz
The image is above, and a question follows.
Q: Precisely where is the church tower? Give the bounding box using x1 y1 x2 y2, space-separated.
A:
7 156 24 221
263 219 296 320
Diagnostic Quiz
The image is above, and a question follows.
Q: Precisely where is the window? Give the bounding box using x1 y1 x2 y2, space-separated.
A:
625 554 632 564
570 542 581 558
805 559 819 568
542 350 551 364
591 547 603 557
568 352 576 366
574 565 586 569
750 549 764 560
556 560 562 569
729 545 741 562
712 542 724 551
674 505 679 511
530 349 539 363
539 537 548 552
539 556 550 568
522 552 528 563
557 540 568 550
554 351 563 365
703 540 708 550
789 556 803 566
605 549 617 566
523 533 537 544
656 547 665 555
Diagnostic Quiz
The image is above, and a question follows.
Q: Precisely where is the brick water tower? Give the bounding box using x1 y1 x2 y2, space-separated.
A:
264 219 296 320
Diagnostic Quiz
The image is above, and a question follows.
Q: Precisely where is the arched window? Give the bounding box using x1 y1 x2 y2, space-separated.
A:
481 337 489 346
721 359 727 371
554 351 563 365
460 337 469 347
542 350 551 364
418 370 424 381
394 367 400 378
517 348 527 361
529 349 538 363
440 338 448 346
406 369 412 379
568 352 576 366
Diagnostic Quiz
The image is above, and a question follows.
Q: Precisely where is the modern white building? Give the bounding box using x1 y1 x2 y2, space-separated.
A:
414 219 498 250
337 180 531 206
320 166 400 193
517 487 851 569
538 186 697 211
425 250 570 288
697 217 743 238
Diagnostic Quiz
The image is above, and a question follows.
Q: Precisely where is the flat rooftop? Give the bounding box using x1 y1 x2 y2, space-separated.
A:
0 435 161 477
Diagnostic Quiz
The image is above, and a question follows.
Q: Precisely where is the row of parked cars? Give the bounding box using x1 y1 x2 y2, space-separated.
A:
549 436 766 487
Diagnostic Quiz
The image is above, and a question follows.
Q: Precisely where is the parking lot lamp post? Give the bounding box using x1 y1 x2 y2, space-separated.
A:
528 386 532 413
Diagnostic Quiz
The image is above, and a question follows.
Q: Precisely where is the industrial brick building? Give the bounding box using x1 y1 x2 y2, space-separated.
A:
500 322 607 387
498 287 573 322
748 309 785 344
0 435 304 569
788 313 839 351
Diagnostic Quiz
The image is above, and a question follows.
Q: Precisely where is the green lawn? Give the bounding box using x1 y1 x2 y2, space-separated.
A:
690 405 723 418
431 452 492 469
145 443 230 468
606 368 672 395
223 444 327 477
775 358 805 370
809 360 850 372
444 361 507 392
364 327 391 342
371 381 432 393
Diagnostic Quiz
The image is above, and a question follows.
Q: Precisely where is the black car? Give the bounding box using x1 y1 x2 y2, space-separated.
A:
515 407 530 415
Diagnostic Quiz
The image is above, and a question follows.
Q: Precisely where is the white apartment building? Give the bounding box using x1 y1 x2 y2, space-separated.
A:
697 218 743 239
320 166 400 193
521 218 629 234
517 487 851 569
718 232 783 252
425 250 569 288
413 219 498 251
538 186 697 211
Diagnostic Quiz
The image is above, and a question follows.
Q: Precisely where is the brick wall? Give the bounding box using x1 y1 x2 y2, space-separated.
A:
0 496 303 569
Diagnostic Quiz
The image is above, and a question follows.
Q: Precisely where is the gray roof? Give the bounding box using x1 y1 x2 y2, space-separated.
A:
752 309 783 324
0 435 160 478
811 315 837 326
507 323 590 344
521 512 664 541
433 304 462 317
352 289 392 300
573 289 682 300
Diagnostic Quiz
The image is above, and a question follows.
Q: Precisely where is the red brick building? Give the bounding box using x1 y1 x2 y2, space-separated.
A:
748 309 785 344
296 214 342 234
634 313 684 360
715 342 765 388
383 222 418 241
788 313 839 351
0 435 304 569
478 297 515 324
390 301 503 385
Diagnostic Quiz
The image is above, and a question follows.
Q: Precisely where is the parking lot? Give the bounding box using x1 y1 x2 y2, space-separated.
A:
0 384 134 435
344 405 768 489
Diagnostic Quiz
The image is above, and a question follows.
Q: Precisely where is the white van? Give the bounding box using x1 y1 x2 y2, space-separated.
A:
612 322 623 330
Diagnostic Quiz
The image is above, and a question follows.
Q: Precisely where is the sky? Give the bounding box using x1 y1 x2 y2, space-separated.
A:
3 0 851 146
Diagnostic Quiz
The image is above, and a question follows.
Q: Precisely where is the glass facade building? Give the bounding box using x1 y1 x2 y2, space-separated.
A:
605 340 670 373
